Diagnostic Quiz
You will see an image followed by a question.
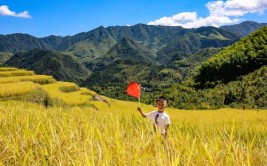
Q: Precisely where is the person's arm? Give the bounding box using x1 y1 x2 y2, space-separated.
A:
137 107 147 118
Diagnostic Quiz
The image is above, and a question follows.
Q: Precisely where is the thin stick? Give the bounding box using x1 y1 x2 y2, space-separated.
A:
127 95 129 112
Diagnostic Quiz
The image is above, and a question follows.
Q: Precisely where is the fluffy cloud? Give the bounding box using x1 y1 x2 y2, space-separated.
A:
207 0 267 17
0 5 31 18
148 12 199 26
148 0 267 28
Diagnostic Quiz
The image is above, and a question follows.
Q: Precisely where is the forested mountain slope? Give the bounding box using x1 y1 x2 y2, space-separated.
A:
193 26 267 89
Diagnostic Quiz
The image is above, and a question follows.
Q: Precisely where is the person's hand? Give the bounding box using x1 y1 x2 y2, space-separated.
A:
137 107 146 118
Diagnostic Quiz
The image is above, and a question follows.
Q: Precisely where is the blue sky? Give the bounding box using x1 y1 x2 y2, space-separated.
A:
1 0 267 37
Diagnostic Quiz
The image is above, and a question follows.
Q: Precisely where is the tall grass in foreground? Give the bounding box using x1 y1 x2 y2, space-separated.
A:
0 101 266 165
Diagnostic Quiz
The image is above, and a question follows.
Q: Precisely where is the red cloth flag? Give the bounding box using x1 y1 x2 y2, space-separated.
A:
127 81 141 99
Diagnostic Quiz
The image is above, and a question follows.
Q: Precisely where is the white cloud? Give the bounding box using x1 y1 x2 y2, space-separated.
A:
148 0 267 28
0 5 31 18
207 0 267 17
148 12 199 26
182 16 240 28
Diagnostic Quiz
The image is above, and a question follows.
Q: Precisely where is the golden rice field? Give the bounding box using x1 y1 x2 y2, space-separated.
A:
41 82 97 106
0 75 56 84
0 101 266 165
0 70 34 77
0 82 39 98
0 68 97 107
0 67 266 165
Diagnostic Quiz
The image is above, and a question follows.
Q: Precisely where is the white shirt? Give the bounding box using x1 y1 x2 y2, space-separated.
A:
146 111 171 134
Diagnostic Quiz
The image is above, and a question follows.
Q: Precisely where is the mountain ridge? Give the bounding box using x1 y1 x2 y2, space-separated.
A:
1 21 264 69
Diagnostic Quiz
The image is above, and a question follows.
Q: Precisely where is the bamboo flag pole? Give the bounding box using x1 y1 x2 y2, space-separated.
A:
127 95 132 113
139 95 141 107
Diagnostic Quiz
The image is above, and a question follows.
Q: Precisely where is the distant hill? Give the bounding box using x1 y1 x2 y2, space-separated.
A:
4 49 91 84
220 21 267 37
0 34 64 52
0 22 248 66
156 26 239 64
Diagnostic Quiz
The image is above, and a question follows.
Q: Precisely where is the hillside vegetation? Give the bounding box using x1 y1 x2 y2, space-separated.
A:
194 26 267 89
148 65 267 110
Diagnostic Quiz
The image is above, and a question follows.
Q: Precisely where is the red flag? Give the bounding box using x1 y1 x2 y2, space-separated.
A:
127 81 141 99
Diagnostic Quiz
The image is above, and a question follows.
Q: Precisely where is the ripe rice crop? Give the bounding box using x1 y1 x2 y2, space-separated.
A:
0 70 35 77
0 67 18 71
0 101 266 165
0 75 56 84
41 82 94 106
0 82 38 98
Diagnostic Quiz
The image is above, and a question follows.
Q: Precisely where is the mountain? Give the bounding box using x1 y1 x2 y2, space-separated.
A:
156 26 238 64
4 49 91 84
0 33 50 52
103 37 157 63
220 21 267 37
0 23 247 65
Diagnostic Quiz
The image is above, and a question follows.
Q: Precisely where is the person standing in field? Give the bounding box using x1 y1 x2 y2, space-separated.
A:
137 96 170 136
